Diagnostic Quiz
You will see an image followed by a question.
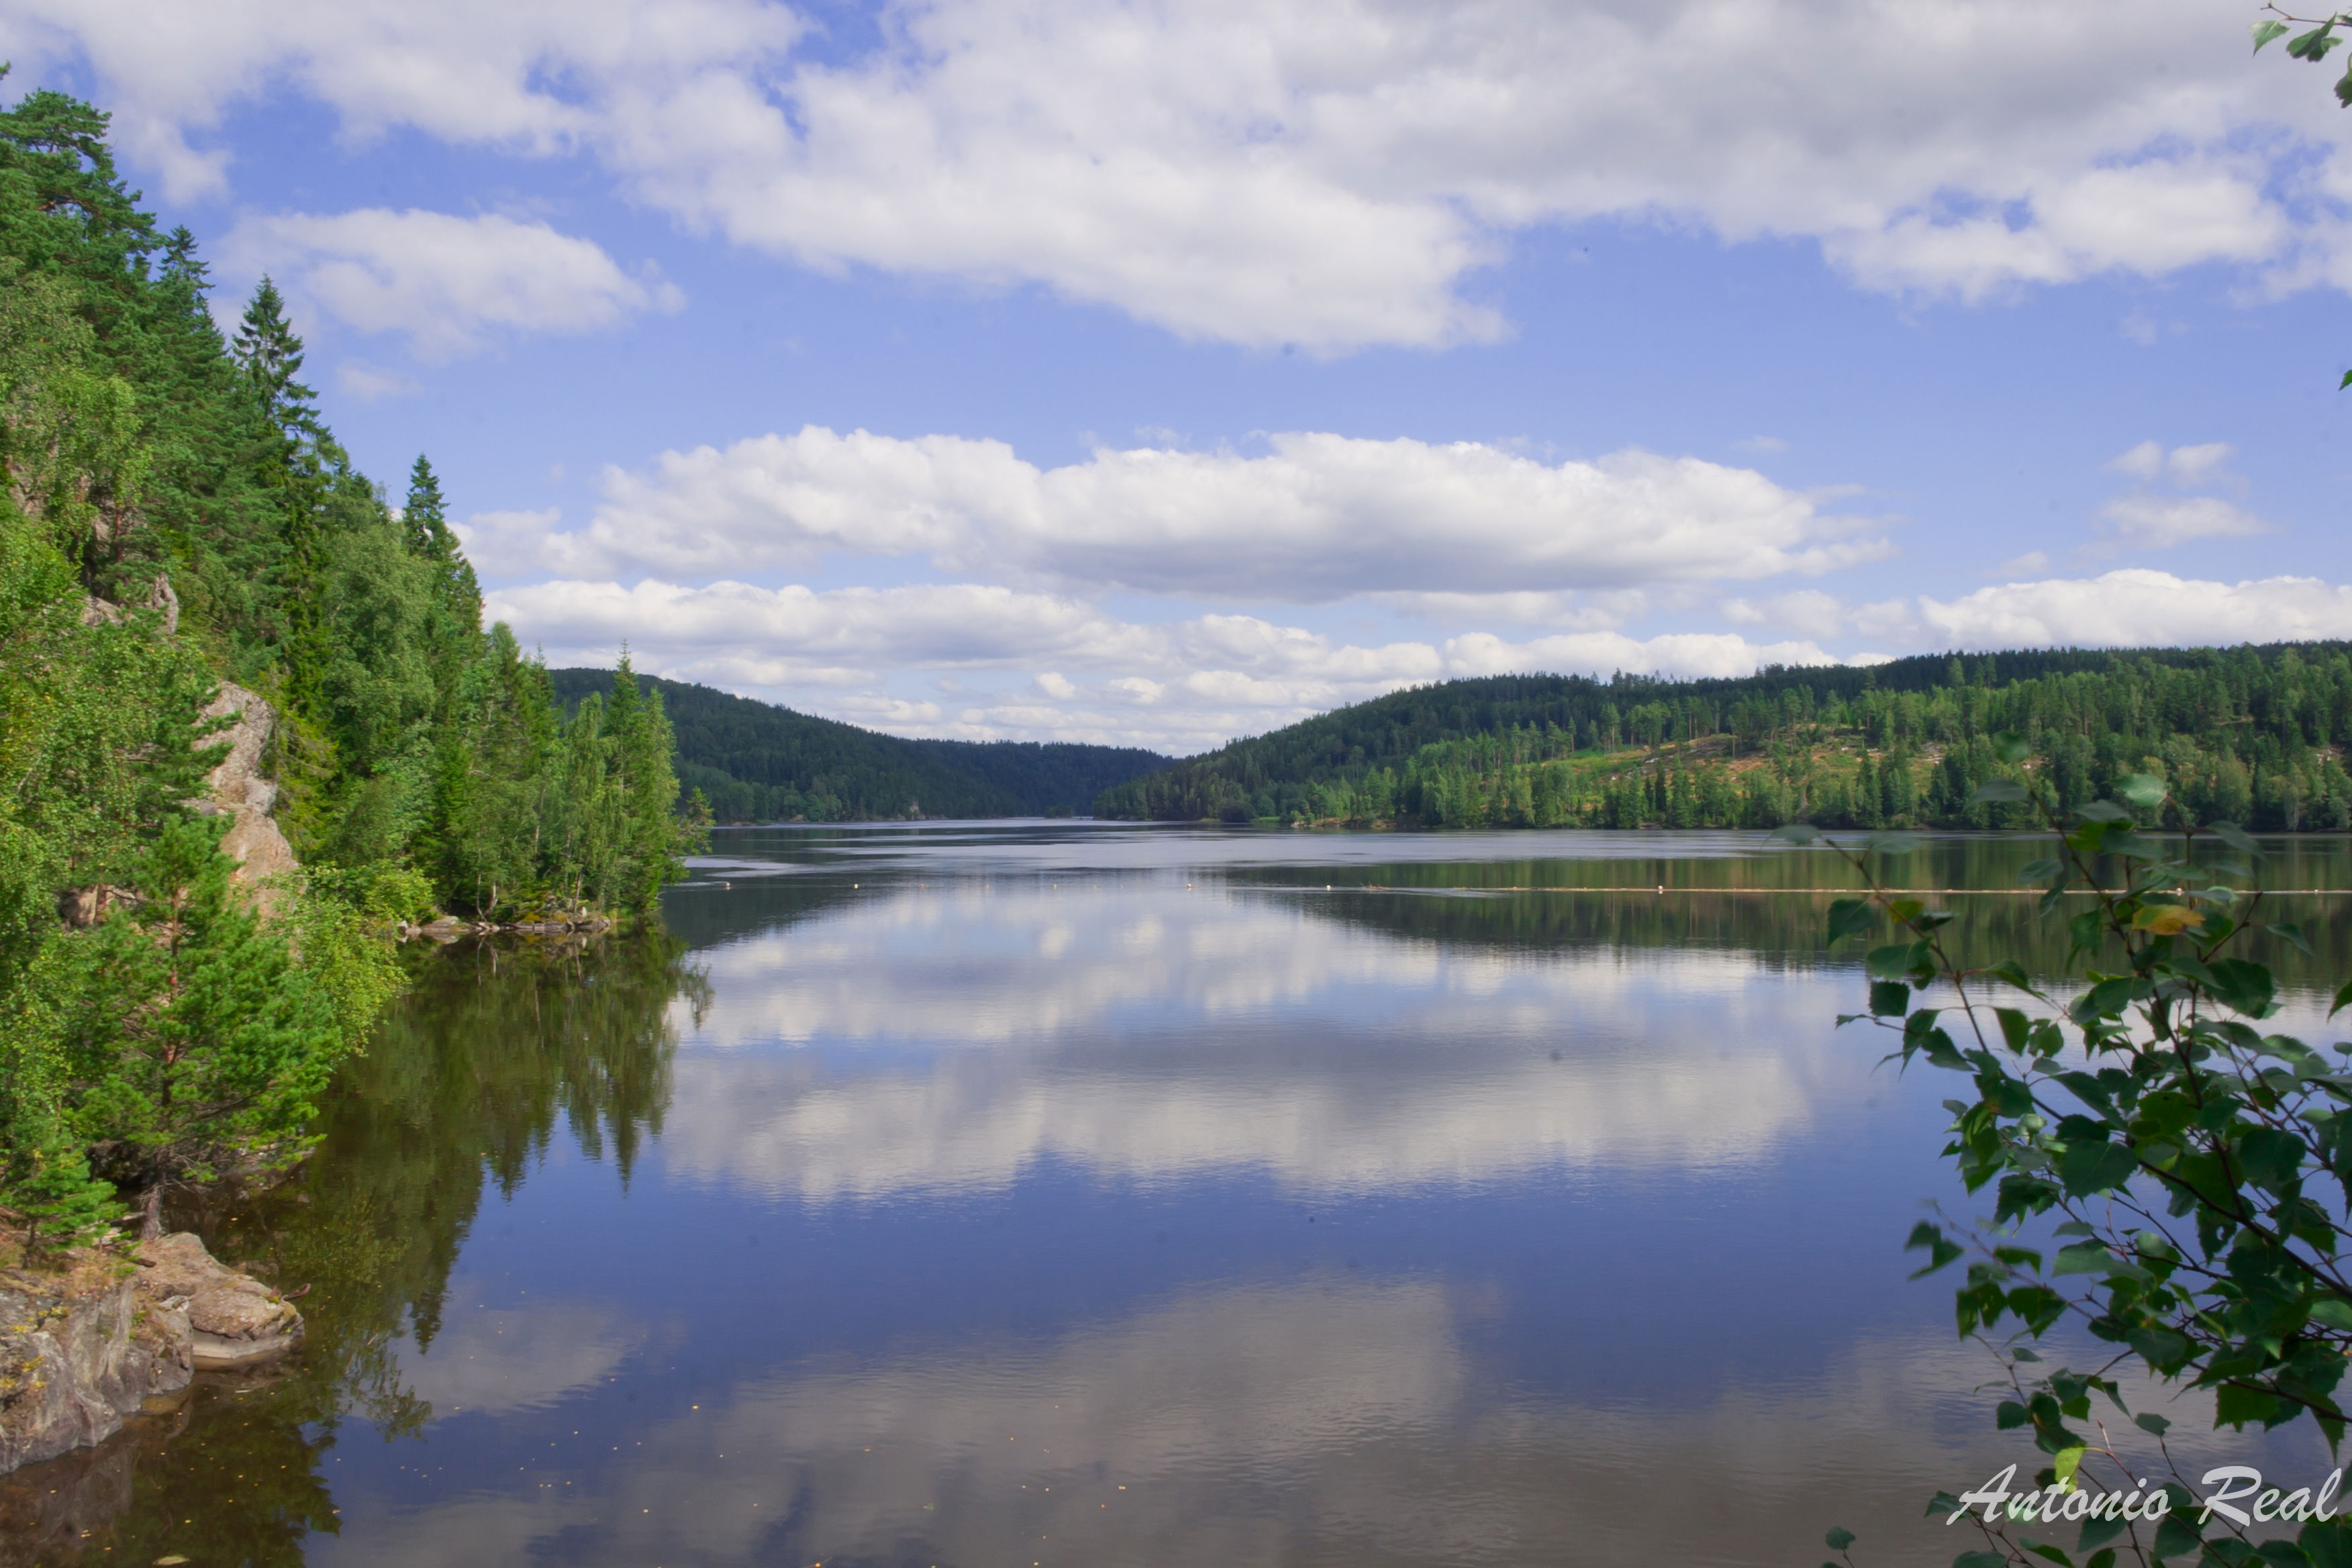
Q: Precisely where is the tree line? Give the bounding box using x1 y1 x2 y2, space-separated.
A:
547 669 1169 822
1094 646 2352 833
0 83 697 1243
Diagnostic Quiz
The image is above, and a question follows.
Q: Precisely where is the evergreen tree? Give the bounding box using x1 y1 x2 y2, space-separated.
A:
231 277 314 428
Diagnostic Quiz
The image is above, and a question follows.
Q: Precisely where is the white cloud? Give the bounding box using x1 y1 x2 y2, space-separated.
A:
2095 494 2269 549
1718 589 1846 640
2106 439 2236 486
1882 569 2352 648
16 1 2352 348
1992 550 2051 578
334 359 420 401
462 426 1880 599
2092 439 2265 549
480 576 1841 748
220 209 683 359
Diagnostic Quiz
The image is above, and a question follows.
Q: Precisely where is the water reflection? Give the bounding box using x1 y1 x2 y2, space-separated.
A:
667 887 1839 1198
19 826 2351 1567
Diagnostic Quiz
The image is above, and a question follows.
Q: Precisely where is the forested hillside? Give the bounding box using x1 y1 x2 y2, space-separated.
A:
550 669 1170 821
0 83 697 1240
1095 644 2352 832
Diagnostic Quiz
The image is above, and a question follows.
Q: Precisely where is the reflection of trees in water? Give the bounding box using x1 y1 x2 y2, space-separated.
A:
1288 884 2350 985
11 936 706 1567
1220 837 2352 987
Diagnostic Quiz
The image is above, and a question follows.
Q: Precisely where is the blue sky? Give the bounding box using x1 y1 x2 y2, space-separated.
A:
11 0 2352 752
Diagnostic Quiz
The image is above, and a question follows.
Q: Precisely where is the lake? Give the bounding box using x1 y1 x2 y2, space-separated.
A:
11 823 2352 1567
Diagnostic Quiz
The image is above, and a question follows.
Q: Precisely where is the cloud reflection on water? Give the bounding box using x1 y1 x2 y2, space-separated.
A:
657 881 1857 1200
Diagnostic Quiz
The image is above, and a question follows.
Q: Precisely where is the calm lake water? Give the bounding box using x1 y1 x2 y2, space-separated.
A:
13 824 2352 1567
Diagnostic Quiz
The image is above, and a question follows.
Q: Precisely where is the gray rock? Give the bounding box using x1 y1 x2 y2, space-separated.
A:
0 1233 296 1476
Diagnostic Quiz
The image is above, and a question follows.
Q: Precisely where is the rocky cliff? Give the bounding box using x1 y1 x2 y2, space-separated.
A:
0 1233 302 1476
193 683 299 908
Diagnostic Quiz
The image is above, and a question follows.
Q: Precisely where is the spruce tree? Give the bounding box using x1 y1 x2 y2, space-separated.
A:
230 279 334 711
403 454 448 559
231 277 314 428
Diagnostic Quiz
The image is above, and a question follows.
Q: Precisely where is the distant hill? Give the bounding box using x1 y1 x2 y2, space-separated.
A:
1091 642 2352 831
548 670 1171 822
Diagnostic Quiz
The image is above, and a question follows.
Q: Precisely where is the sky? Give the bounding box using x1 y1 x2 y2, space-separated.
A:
10 0 2352 755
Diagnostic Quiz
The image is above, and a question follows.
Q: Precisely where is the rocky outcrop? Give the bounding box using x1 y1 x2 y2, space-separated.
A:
189 683 298 907
0 1234 299 1476
79 573 179 638
132 1234 302 1371
403 911 617 942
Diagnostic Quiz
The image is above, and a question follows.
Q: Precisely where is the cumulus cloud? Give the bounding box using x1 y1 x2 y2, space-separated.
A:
2106 439 2236 485
13 0 2352 348
479 576 1840 748
461 426 1879 599
2092 439 2267 550
2096 494 2269 549
1871 569 2352 649
220 209 683 359
1718 589 1847 640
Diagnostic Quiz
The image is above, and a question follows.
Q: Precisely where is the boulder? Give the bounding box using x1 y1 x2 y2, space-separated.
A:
0 1232 299 1477
133 1234 302 1371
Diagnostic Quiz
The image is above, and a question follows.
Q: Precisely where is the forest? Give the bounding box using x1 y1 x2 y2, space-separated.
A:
0 84 697 1239
548 669 1169 821
1093 644 2352 832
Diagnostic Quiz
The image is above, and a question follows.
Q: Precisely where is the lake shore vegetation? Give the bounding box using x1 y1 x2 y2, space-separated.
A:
0 82 697 1245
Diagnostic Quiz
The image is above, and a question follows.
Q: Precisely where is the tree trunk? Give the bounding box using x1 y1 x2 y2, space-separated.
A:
140 1180 162 1241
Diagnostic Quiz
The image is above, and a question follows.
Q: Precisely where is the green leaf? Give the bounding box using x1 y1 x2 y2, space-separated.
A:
2060 1139 2138 1197
2341 366 2352 391
2075 800 2133 823
2079 1514 2126 1552
2290 23 2345 60
2133 1410 2170 1436
1906 1220 1964 1278
1867 942 1926 981
2116 773 2168 808
1863 831 1920 856
2128 1324 2192 1372
2234 1125 2306 1193
2300 1518 2352 1568
2271 920 2316 957
2153 1512 2204 1559
2209 820 2263 856
1954 1554 2010 1568
2215 1381 2285 1428
2053 1239 2116 1275
1990 959 2036 994
1768 823 1819 844
2331 978 2352 1019
2053 1444 2088 1487
1869 979 1911 1017
2205 957 2278 1018
1826 897 1878 944
1971 779 2028 804
2255 18 2294 51
2308 1297 2352 1332
1825 1526 1855 1551
1992 730 2032 766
